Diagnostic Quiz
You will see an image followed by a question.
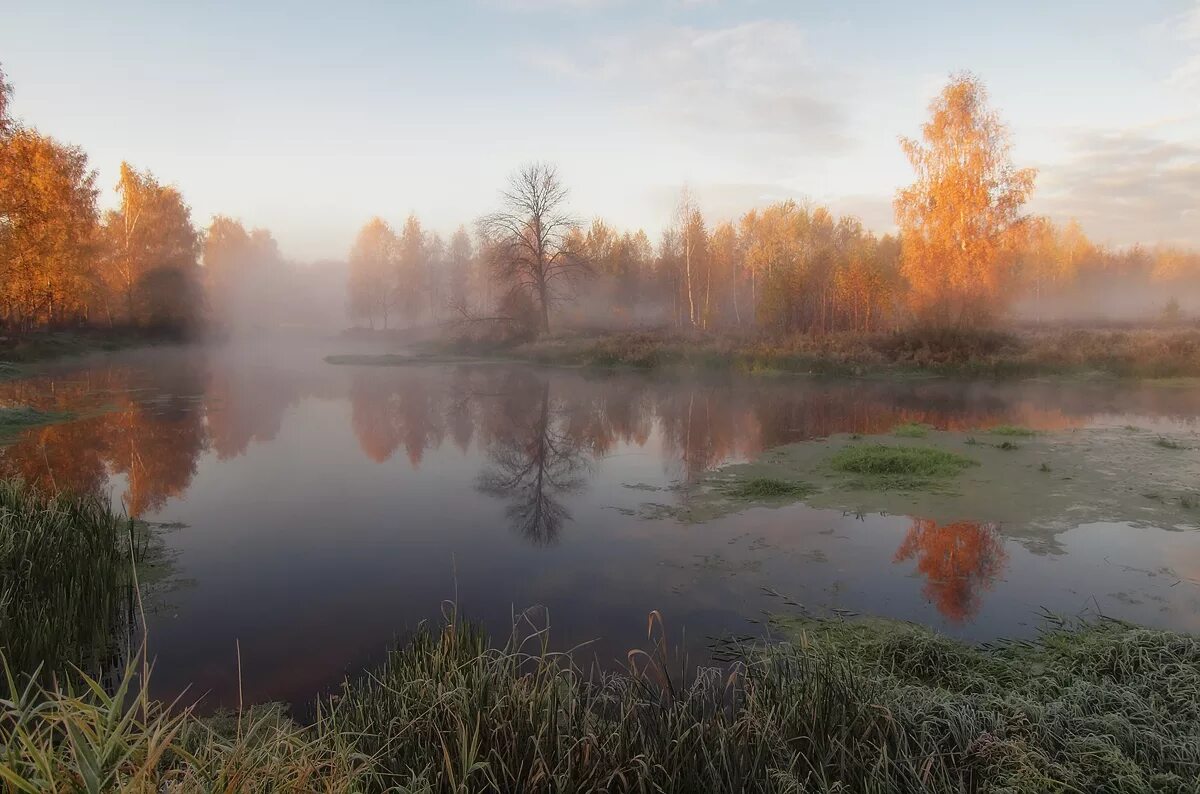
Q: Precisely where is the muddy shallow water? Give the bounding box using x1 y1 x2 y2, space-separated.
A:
3 342 1200 708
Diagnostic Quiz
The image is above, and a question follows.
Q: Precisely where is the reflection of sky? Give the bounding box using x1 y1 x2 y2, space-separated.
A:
4 350 1200 708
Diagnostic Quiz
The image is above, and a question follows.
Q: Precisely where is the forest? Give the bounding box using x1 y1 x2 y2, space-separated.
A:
3 66 1198 346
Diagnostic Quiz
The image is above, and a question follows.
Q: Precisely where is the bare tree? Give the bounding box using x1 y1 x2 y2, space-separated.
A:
478 163 588 334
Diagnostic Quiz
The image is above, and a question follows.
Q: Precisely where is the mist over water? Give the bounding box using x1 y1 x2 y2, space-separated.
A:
3 343 1199 708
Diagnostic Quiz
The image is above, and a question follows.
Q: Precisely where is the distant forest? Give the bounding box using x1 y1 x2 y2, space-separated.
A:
2 66 1196 339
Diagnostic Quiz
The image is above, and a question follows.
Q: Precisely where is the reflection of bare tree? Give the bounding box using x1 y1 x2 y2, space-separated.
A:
478 376 589 545
893 518 1008 623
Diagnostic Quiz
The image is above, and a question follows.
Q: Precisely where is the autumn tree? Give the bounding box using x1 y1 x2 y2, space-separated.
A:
0 63 11 135
0 130 100 329
479 163 588 334
895 73 1036 326
445 225 475 314
202 215 285 330
396 214 428 323
102 162 201 327
347 217 398 329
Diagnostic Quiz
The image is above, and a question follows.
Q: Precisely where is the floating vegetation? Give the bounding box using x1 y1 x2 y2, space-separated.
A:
995 440 1020 451
1039 462 1052 472
988 424 1037 437
1155 436 1186 450
891 421 930 438
726 477 813 500
831 444 975 478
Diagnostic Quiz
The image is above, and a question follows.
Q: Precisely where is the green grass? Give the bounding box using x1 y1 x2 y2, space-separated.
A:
0 480 139 681
988 424 1037 437
831 443 975 478
3 613 1198 792
892 421 930 438
726 477 813 499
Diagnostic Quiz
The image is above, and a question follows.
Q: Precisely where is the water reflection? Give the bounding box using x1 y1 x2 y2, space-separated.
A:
477 375 590 545
3 348 1200 705
0 360 207 516
893 519 1008 623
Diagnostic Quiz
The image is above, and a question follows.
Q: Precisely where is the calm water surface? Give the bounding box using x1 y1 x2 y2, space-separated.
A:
4 343 1200 707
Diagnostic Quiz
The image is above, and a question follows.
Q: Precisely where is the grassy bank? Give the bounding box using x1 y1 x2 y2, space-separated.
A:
3 614 1198 792
425 326 1200 379
0 327 186 369
0 480 140 680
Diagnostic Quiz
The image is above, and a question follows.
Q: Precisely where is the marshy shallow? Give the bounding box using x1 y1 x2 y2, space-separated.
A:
3 342 1200 708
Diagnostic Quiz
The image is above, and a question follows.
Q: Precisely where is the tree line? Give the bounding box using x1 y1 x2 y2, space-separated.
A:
0 65 322 335
348 73 1200 338
4 61 1197 339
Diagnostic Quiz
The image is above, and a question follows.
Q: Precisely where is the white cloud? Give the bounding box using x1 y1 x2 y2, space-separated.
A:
526 21 850 152
1034 130 1200 248
1167 1 1200 89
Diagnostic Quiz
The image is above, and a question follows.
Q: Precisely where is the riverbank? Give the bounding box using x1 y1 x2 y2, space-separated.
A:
419 326 1200 380
3 483 1199 791
3 612 1197 792
0 327 188 369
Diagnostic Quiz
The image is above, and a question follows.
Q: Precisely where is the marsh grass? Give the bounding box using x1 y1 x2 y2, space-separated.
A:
0 480 140 681
988 425 1037 437
726 477 813 500
4 613 1198 793
830 444 976 490
892 421 930 438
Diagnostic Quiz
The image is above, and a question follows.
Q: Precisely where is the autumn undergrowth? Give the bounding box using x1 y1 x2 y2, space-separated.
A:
440 326 1200 379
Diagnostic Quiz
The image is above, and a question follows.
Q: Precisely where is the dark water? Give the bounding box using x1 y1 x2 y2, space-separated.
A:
3 343 1200 708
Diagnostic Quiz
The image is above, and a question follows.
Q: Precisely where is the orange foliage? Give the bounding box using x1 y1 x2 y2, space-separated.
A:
893 518 1008 622
895 74 1036 327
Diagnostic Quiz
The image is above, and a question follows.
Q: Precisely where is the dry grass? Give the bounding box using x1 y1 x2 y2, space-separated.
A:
440 326 1200 379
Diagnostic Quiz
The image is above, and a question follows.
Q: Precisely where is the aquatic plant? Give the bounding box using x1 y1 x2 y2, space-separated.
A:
726 477 812 499
1155 437 1186 450
892 421 931 438
988 424 1036 437
0 480 139 680
830 444 975 488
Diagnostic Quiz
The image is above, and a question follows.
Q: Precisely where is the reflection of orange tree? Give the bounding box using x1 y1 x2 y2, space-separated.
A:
0 363 207 517
349 369 445 465
893 518 1008 623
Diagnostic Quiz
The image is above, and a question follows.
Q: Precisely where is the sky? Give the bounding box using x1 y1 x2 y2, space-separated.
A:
2 0 1198 261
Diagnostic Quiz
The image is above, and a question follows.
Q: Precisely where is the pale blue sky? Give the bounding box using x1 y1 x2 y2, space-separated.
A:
3 0 1197 258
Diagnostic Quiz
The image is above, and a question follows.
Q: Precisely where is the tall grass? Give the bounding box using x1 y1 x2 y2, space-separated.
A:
0 480 139 681
3 614 1198 792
